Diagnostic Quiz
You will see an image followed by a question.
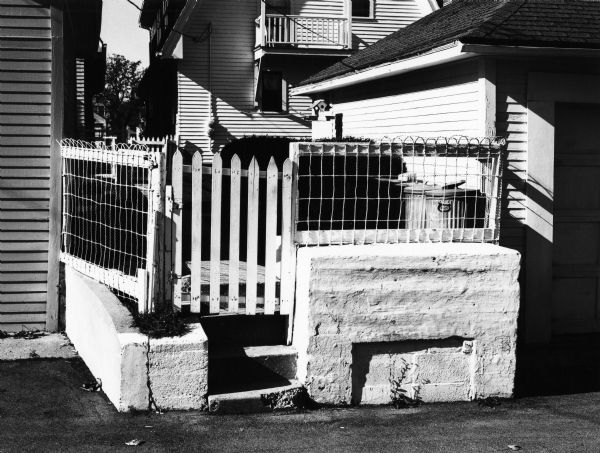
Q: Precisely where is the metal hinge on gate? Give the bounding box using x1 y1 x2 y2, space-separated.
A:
169 271 180 284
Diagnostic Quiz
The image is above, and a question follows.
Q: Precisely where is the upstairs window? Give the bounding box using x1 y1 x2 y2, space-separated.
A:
266 0 291 15
260 71 288 113
352 0 374 18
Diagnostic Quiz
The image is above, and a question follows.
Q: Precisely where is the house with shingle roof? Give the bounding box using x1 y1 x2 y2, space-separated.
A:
137 0 440 155
292 0 600 351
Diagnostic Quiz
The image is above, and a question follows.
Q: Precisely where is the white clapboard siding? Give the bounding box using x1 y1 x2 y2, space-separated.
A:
294 0 344 17
352 0 425 49
176 0 431 160
0 0 52 331
495 60 529 255
330 61 481 139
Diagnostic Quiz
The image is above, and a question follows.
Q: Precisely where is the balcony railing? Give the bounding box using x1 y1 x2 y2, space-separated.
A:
256 14 351 49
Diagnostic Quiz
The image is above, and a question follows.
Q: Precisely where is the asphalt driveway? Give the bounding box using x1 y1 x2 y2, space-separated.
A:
1 358 600 452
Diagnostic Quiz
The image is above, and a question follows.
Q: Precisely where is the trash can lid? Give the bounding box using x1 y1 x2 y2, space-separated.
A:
402 182 476 198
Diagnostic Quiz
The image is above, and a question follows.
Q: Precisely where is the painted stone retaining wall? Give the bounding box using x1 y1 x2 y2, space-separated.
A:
293 243 521 405
65 267 208 412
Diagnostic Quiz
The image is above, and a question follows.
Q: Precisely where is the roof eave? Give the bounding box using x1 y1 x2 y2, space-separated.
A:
292 41 600 96
291 42 470 96
158 0 202 59
462 43 600 57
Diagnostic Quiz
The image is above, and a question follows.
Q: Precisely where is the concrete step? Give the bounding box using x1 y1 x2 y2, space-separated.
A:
208 380 305 414
200 315 287 346
209 345 298 394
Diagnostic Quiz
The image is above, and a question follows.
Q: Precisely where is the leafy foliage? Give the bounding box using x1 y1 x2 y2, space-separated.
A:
101 54 145 141
133 309 190 339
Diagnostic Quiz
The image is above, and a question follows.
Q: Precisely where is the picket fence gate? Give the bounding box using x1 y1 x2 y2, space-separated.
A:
164 151 298 318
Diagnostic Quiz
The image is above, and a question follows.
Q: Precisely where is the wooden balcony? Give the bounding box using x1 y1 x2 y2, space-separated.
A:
255 14 352 58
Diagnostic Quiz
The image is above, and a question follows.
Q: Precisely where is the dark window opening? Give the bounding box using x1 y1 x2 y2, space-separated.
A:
261 71 286 113
266 0 291 15
352 0 373 18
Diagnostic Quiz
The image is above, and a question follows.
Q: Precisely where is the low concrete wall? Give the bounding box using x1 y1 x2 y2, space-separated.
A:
293 243 520 405
65 267 208 412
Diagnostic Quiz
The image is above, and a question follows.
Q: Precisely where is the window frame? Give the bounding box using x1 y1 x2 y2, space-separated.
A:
258 70 288 114
352 0 374 19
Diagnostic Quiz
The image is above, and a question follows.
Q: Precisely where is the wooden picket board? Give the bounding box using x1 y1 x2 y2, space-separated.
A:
191 152 203 313
264 158 278 315
172 150 184 309
280 158 295 316
164 185 174 306
210 153 223 314
246 157 260 315
228 154 241 313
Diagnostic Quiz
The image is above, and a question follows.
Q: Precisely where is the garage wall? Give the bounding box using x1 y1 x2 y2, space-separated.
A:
329 60 481 139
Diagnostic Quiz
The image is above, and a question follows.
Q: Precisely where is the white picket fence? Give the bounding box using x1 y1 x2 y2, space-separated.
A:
167 151 297 316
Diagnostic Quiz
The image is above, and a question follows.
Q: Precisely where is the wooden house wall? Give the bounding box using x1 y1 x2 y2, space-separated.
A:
0 0 53 331
177 0 330 157
353 0 426 49
176 0 431 158
328 60 481 138
292 0 344 17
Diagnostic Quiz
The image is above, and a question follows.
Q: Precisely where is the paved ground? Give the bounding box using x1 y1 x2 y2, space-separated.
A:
1 359 600 452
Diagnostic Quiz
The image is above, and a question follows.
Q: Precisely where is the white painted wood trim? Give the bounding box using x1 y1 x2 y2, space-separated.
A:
478 57 496 137
291 43 470 95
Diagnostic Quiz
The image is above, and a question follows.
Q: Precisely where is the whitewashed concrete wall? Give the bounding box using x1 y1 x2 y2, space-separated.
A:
65 268 209 412
293 243 520 405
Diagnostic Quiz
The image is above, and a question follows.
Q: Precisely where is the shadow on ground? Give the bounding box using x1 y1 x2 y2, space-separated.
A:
516 333 600 397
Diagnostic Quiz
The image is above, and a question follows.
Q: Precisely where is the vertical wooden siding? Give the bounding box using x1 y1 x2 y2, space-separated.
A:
329 60 481 138
0 0 52 331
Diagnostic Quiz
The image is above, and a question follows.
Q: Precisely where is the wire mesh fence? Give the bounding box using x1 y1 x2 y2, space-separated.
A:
60 139 159 307
292 137 505 246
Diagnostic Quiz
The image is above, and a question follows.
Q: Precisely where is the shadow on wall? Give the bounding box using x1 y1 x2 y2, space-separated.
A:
508 100 600 397
177 6 339 153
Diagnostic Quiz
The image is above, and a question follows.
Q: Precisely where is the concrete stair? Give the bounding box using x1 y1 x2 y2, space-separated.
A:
208 380 305 414
208 344 303 414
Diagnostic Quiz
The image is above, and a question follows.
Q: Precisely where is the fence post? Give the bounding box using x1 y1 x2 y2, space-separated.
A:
285 144 300 344
172 150 184 309
191 152 203 313
146 151 166 312
164 185 174 306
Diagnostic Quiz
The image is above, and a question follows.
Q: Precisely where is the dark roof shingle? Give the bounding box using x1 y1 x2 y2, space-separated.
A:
300 0 600 86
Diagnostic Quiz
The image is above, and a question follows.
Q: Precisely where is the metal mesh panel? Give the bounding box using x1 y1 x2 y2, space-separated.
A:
60 139 157 305
294 137 505 246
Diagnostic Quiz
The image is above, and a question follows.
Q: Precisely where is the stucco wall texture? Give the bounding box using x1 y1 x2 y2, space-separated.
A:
65 268 208 412
293 243 521 405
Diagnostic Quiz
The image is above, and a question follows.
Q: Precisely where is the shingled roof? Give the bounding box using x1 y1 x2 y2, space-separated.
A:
300 0 600 86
